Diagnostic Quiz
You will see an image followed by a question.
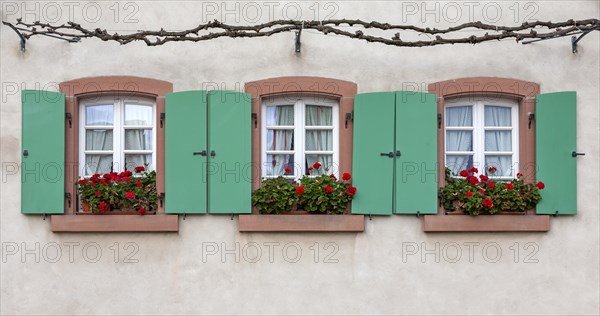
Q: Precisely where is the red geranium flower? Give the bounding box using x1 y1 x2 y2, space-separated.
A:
100 179 107 186
517 172 523 178
313 162 322 170
95 190 101 196
138 207 145 216
308 167 314 173
103 173 112 180
136 181 143 187
292 180 297 184
296 186 304 195
345 186 357 197
284 167 292 174
505 183 513 190
478 189 485 195
134 166 145 173
459 170 468 177
342 173 352 181
99 201 109 213
488 166 497 174
535 181 545 190
122 176 131 182
78 179 88 185
466 191 473 197
323 186 333 194
483 197 493 208
329 174 337 180
125 192 135 199
91 173 101 180
488 182 496 189
468 176 479 185
479 175 489 181
90 182 96 187
468 167 479 174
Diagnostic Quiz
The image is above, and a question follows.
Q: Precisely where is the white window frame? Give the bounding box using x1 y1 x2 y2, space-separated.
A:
261 94 339 179
445 97 519 179
79 96 156 177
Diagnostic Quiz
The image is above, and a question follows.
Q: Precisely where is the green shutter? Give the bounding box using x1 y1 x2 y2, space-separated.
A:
165 91 207 214
21 90 65 214
394 91 438 214
536 91 577 215
351 92 395 215
207 91 252 214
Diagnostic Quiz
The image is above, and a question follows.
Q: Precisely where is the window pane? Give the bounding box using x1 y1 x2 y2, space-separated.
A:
266 105 294 126
86 104 113 125
305 105 332 126
446 131 472 151
266 130 294 150
265 154 294 177
85 130 113 150
485 106 511 126
305 130 333 150
446 106 472 126
125 129 153 150
305 154 333 175
446 155 473 175
84 155 113 176
125 154 152 171
485 156 513 177
125 104 153 126
485 131 512 151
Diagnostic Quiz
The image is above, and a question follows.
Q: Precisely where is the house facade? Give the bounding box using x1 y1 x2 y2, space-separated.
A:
1 1 599 315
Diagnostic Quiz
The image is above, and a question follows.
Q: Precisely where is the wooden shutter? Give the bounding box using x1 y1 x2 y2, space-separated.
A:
536 91 577 215
351 92 395 215
165 91 207 214
394 91 438 214
21 90 65 214
207 90 252 214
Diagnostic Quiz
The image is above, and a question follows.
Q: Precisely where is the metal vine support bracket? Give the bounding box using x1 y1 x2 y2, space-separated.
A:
1 18 598 50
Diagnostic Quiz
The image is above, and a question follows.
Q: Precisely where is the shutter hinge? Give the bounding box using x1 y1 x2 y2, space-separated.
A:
66 112 72 128
251 113 257 128
437 113 442 129
345 112 354 128
159 192 165 207
160 112 165 128
528 112 534 129
65 192 72 208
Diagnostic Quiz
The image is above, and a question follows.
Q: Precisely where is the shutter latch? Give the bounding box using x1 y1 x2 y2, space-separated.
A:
345 112 354 128
65 192 72 208
159 192 165 207
251 113 257 128
437 113 442 129
528 112 535 129
572 151 585 157
160 113 165 128
66 112 72 128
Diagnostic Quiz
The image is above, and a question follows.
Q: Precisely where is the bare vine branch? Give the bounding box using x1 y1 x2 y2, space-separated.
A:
2 18 599 47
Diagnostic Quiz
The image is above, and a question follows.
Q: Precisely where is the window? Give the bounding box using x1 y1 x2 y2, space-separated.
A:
445 97 519 179
240 76 364 232
261 95 339 179
79 96 156 177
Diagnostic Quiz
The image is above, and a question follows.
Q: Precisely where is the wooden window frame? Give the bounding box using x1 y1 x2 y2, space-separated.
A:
424 77 550 232
51 76 178 232
239 76 364 232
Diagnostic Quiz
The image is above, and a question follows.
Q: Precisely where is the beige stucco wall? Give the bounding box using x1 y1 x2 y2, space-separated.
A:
1 1 599 315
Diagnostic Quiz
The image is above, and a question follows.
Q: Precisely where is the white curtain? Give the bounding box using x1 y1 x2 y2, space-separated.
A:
84 105 113 175
266 105 294 176
124 104 153 171
484 106 512 176
305 105 332 175
446 106 473 175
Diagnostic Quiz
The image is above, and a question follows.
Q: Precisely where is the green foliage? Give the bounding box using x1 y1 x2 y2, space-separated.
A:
76 166 157 214
440 167 543 216
251 177 297 214
298 174 355 215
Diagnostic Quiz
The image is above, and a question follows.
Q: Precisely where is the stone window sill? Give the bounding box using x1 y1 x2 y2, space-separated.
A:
423 214 550 232
239 214 365 232
51 214 178 233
